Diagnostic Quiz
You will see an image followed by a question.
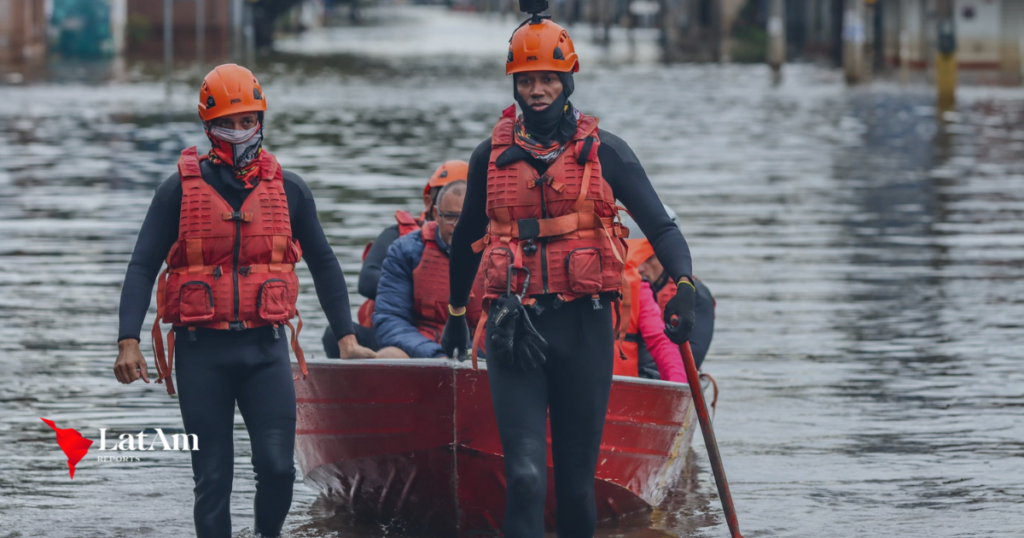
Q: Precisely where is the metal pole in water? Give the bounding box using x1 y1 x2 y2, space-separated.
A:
843 0 860 83
843 0 864 84
244 1 255 67
766 0 785 78
196 0 205 67
935 0 956 110
164 0 173 90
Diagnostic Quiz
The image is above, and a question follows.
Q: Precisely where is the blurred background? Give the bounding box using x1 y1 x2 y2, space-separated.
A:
3 0 1024 82
1 1 1023 538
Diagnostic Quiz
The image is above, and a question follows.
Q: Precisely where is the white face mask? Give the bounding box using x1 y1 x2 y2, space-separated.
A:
210 124 259 144
210 124 263 169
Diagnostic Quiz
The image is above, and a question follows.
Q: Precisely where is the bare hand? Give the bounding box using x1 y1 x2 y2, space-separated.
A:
114 339 150 384
337 334 379 359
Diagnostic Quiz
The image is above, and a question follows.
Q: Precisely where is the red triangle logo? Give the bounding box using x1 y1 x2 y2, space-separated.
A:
41 418 93 479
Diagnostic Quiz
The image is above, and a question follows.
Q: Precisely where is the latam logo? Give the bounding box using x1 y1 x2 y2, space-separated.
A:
41 418 199 479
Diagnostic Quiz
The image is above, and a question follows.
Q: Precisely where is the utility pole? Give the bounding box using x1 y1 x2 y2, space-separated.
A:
935 0 957 109
196 0 205 67
164 0 174 83
766 0 785 77
843 0 865 84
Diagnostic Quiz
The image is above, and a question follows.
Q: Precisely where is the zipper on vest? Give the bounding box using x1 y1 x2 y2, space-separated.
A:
538 177 550 294
232 220 241 321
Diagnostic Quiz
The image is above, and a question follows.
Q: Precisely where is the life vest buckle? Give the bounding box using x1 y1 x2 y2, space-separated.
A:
522 239 538 256
223 210 253 222
238 266 251 276
517 218 540 241
213 266 222 280
229 321 247 331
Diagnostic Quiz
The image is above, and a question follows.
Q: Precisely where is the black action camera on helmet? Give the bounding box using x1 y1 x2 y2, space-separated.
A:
519 0 548 15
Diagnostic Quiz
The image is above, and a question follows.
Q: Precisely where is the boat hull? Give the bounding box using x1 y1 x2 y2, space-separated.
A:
293 359 700 534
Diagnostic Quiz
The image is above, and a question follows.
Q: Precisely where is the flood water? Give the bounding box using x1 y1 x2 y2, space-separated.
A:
2 7 1023 538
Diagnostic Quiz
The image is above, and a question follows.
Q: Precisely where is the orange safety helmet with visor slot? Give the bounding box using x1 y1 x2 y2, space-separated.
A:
424 160 470 196
198 64 267 122
506 18 579 75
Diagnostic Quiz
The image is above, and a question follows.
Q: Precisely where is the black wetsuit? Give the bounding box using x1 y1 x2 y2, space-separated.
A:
322 223 400 357
118 160 354 538
449 131 692 536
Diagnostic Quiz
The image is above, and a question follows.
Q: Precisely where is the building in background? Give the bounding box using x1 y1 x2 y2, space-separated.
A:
780 0 1023 82
0 0 48 64
51 0 115 58
125 0 235 59
876 0 1023 82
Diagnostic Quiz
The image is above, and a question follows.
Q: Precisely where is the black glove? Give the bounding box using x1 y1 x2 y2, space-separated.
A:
663 279 696 345
440 309 472 362
488 293 548 371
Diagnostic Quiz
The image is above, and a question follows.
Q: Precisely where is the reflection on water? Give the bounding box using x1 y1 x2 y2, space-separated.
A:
1 9 1023 537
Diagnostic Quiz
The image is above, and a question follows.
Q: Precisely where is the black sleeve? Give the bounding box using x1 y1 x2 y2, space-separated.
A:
358 224 400 299
117 174 182 342
283 171 355 340
448 139 492 307
598 130 693 279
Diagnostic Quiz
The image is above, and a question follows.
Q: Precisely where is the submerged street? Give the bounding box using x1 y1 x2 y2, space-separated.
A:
1 7 1023 537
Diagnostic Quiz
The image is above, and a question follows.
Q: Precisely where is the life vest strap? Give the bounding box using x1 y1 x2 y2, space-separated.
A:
471 298 489 370
151 268 175 395
186 238 204 275
486 210 622 240
168 263 295 276
221 211 253 222
287 311 308 380
471 235 489 254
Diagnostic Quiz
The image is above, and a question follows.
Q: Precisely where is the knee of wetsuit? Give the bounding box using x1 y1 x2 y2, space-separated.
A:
504 437 547 500
251 433 297 486
252 454 296 486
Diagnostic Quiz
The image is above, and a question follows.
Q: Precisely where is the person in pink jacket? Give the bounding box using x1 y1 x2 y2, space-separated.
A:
637 278 688 382
622 204 715 382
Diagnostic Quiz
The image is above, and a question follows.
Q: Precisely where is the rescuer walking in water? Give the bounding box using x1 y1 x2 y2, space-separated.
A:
440 14 697 537
112 64 376 538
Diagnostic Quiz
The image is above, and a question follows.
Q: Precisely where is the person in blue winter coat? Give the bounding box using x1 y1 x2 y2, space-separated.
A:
373 180 484 358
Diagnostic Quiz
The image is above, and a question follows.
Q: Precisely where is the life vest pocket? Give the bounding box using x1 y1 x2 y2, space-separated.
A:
257 278 292 323
565 247 603 295
484 247 514 296
179 281 215 323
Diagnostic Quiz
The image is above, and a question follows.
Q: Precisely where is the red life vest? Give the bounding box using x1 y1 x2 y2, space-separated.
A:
395 209 423 236
655 278 676 312
471 106 628 303
356 210 426 328
151 147 306 395
613 239 656 377
411 221 485 343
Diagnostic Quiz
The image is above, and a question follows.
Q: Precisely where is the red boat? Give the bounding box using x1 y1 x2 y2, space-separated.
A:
292 358 712 534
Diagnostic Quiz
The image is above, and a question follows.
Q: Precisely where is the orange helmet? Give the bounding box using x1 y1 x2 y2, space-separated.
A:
506 19 579 75
198 64 267 122
423 160 469 195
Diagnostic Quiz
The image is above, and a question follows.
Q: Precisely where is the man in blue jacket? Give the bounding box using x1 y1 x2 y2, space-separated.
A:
374 180 483 358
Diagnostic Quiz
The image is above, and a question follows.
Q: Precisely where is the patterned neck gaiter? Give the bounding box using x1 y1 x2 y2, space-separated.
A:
205 122 264 189
513 105 581 163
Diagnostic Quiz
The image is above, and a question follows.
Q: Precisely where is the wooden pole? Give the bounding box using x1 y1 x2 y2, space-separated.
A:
935 0 956 109
767 0 785 76
680 342 745 538
844 0 863 83
164 0 173 80
843 0 864 84
196 0 205 67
